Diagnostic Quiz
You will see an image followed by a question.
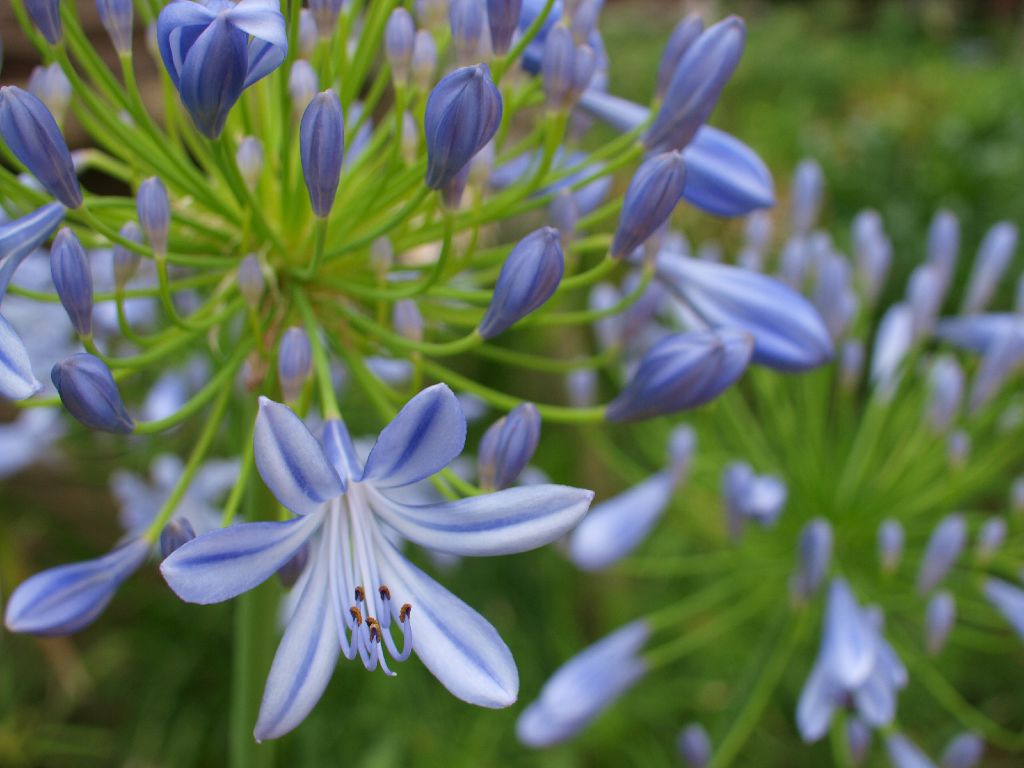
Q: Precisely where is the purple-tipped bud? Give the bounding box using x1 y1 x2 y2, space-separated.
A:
393 300 424 342
25 0 62 44
27 63 71 127
928 209 959 290
962 222 1017 314
236 136 263 190
386 8 416 85
878 518 904 574
50 228 93 336
611 150 686 259
607 329 753 422
487 0 523 55
870 302 913 396
478 227 563 338
566 369 597 407
51 353 135 434
791 159 824 234
299 90 345 218
656 15 704 99
288 60 318 112
948 429 971 469
159 517 197 558
297 9 317 57
644 17 745 153
112 221 142 289
97 0 134 54
975 517 1006 562
812 253 856 341
569 0 601 44
983 577 1024 641
840 338 865 392
941 733 983 768
907 263 945 342
917 513 967 593
569 44 598 101
677 723 712 768
542 24 575 108
238 254 264 307
846 717 872 766
924 591 955 656
925 356 964 433
277 327 312 403
887 734 935 768
424 64 502 189
136 176 170 256
412 30 438 89
550 188 578 240
449 0 485 63
478 402 541 490
0 86 81 208
276 542 310 588
791 518 833 601
309 0 343 36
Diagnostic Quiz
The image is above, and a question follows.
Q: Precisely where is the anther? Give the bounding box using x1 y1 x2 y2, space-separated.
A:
354 585 365 603
400 604 412 623
349 606 363 625
367 617 382 643
379 585 391 601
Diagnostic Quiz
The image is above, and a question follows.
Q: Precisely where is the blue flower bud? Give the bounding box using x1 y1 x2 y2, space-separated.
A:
51 353 135 434
550 188 578 239
386 8 416 85
0 86 82 208
236 136 264 190
412 30 438 89
112 221 142 289
371 236 394 274
924 591 955 656
917 513 967 593
478 226 563 338
839 338 864 392
159 517 197 558
941 733 984 768
27 63 71 127
299 89 345 218
791 159 824 235
297 9 317 56
656 15 704 99
50 228 93 336
877 518 904 574
136 176 170 255
569 0 601 44
644 17 745 153
569 44 598 101
611 150 686 259
962 222 1016 315
566 369 597 407
542 24 575 108
478 402 541 490
975 517 1006 562
870 302 913 396
392 300 424 342
238 254 264 307
791 518 832 602
277 327 312 403
983 577 1024 641
887 734 936 768
97 0 134 54
487 0 523 55
925 356 963 433
948 429 971 469
449 0 485 64
907 263 944 342
606 329 753 422
309 0 343 36
424 64 502 189
677 723 711 768
927 208 959 290
25 0 62 44
288 60 319 112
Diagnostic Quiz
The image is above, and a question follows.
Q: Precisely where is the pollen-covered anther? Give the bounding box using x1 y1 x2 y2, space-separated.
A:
379 585 391 601
367 617 382 643
354 585 365 603
349 606 363 625
400 604 412 623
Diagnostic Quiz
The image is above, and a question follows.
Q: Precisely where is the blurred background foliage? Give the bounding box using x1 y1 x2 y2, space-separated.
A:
2 1 1023 766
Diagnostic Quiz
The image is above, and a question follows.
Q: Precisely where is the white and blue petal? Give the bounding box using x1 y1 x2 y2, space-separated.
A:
821 578 875 689
0 314 41 400
681 126 775 217
795 660 839 743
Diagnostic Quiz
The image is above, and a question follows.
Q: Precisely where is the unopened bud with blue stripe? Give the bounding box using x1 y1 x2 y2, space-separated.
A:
644 17 745 153
478 227 563 338
412 30 438 89
791 518 832 602
159 517 197 559
0 86 81 208
298 9 317 56
50 228 93 337
27 64 71 127
962 222 1017 314
487 0 523 55
656 15 704 99
386 8 416 85
136 177 169 256
542 24 575 109
791 159 824 235
924 591 955 656
289 60 318 112
925 356 963 433
611 150 686 259
97 0 134 54
51 353 135 434
300 90 345 218
236 136 263 190
25 0 62 44
449 0 485 64
927 208 959 290
607 329 753 422
478 402 541 490
917 513 967 593
277 327 312 403
878 518 904 574
309 0 342 36
424 64 502 189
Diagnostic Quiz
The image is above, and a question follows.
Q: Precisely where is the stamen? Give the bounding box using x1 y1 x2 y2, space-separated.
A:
349 605 363 625
400 604 411 623
379 585 391 601
354 585 365 603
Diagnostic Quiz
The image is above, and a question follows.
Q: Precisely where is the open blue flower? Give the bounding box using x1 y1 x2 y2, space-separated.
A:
161 384 593 741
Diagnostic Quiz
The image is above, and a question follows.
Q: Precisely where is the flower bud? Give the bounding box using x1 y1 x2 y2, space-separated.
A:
238 254 264 307
907 263 944 342
289 60 319 112
967 330 1024 413
299 90 345 218
136 176 170 256
962 222 1017 315
449 0 485 64
791 159 824 235
791 518 832 602
677 723 712 768
840 338 864 392
550 188 578 240
236 136 264 190
983 577 1024 641
566 369 597 408
392 300 424 342
656 15 704 99
870 302 913 397
277 327 312 403
97 0 134 54
569 0 601 44
0 315 41 400
606 329 753 422
975 517 1006 562
569 44 598 102
50 228 93 336
917 513 967 593
386 8 416 85
542 24 575 109
644 17 745 153
487 0 523 55
877 518 904 574
478 227 563 339
0 86 82 208
941 733 984 768
424 64 502 189
159 517 197 559
27 63 71 127
412 30 438 89
309 0 342 36
924 591 955 656
371 237 394 274
927 208 959 291
478 402 541 490
25 0 62 44
611 150 686 259
887 734 935 768
948 429 971 469
51 353 135 434
925 356 963 433
400 110 419 163
110 221 142 289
